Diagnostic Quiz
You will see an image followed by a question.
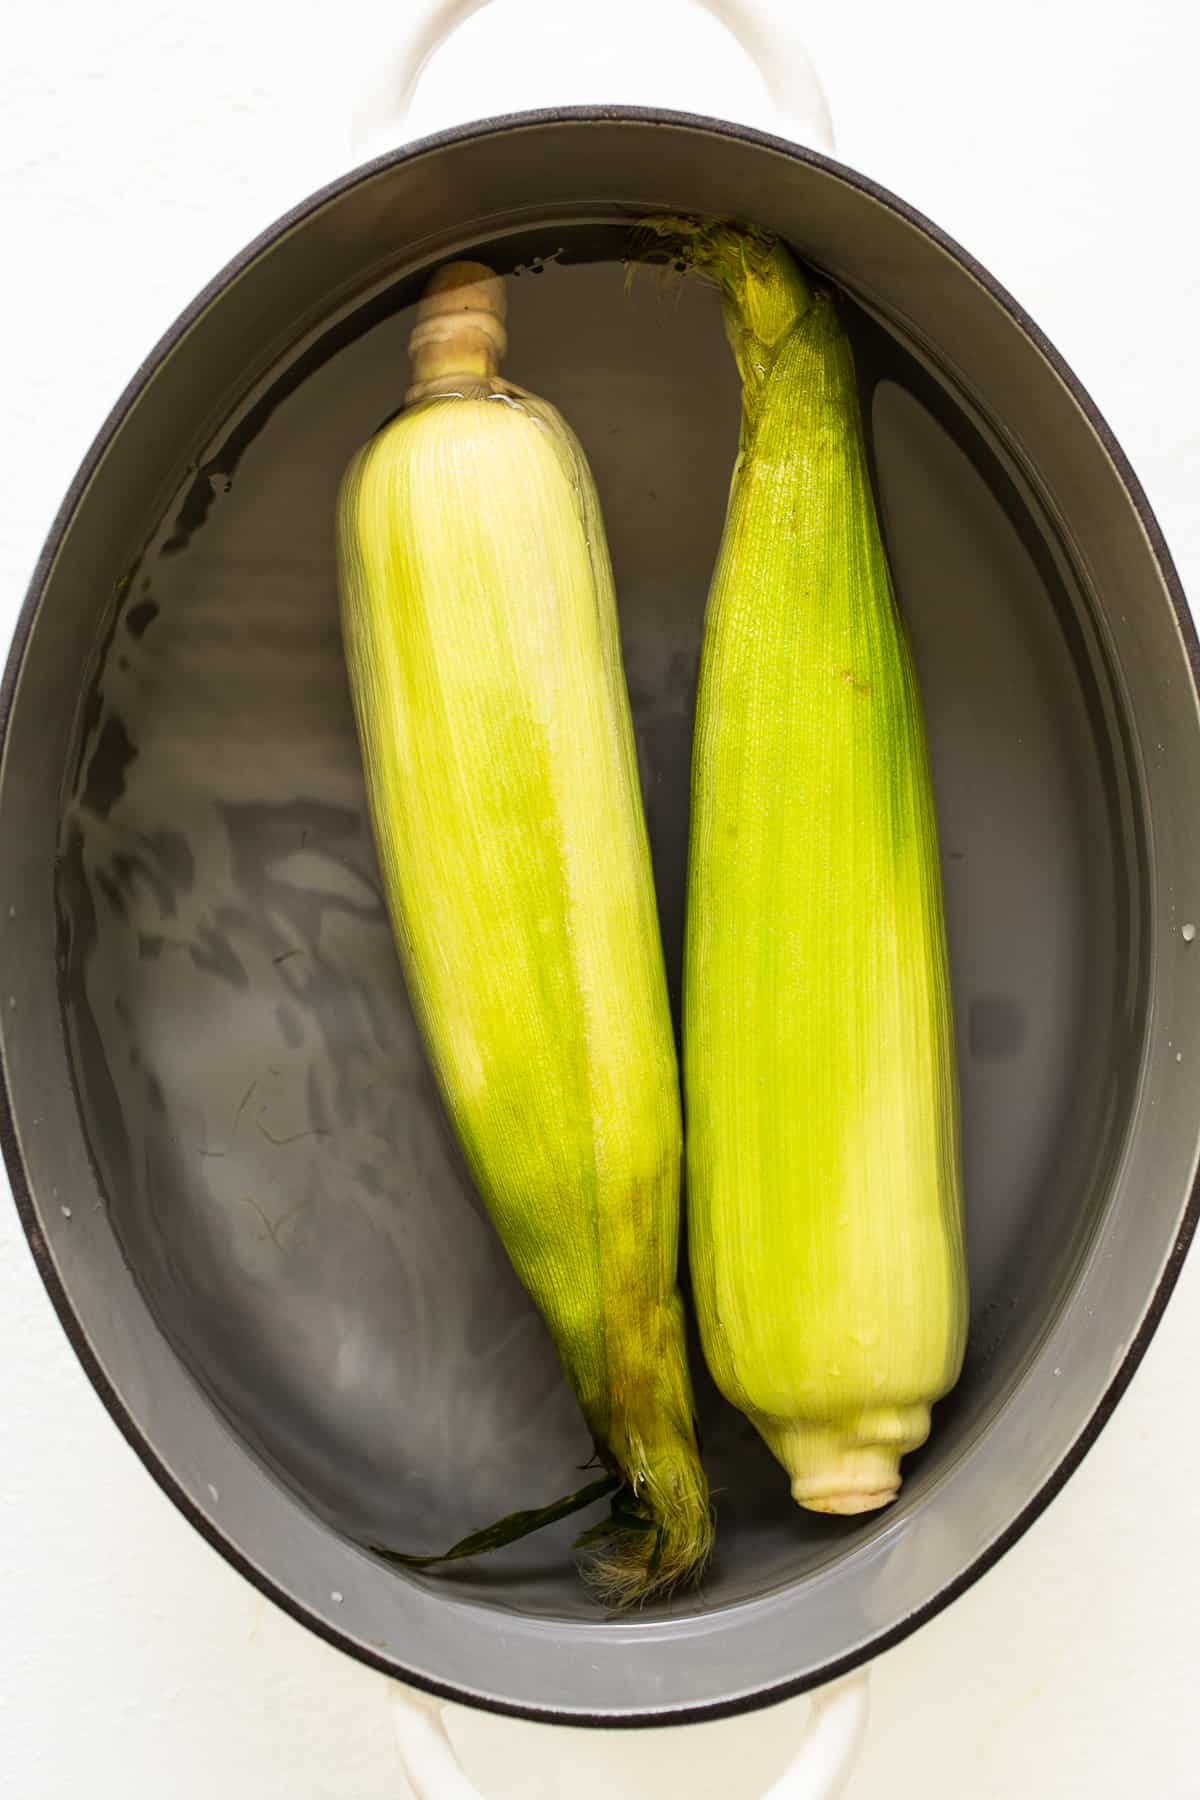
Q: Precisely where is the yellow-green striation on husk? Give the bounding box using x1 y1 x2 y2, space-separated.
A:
336 263 711 1599
653 220 968 1514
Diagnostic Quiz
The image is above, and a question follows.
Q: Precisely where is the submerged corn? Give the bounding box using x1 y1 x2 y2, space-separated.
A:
658 220 968 1514
337 262 711 1598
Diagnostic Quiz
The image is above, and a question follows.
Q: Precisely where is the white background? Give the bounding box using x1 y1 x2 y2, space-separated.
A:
3 1 1199 1794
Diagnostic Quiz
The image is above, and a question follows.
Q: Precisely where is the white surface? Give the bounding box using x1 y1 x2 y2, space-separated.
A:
2 2 1199 1795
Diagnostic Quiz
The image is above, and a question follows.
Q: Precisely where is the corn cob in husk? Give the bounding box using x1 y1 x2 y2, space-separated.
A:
337 263 711 1598
655 220 968 1515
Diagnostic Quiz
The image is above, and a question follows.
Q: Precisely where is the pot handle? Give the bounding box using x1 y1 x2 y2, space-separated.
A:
390 1669 870 1799
350 0 834 166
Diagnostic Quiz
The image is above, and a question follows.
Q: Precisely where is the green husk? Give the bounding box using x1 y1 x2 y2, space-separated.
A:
645 219 968 1514
338 262 711 1600
371 1477 621 1569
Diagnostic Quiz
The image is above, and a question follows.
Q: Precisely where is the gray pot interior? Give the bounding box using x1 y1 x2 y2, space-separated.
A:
5 114 1198 1721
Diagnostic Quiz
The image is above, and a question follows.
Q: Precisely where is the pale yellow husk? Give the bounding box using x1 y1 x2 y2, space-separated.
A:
337 263 711 1597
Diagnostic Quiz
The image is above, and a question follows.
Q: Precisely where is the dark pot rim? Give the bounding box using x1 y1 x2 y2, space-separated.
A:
5 104 1199 1726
